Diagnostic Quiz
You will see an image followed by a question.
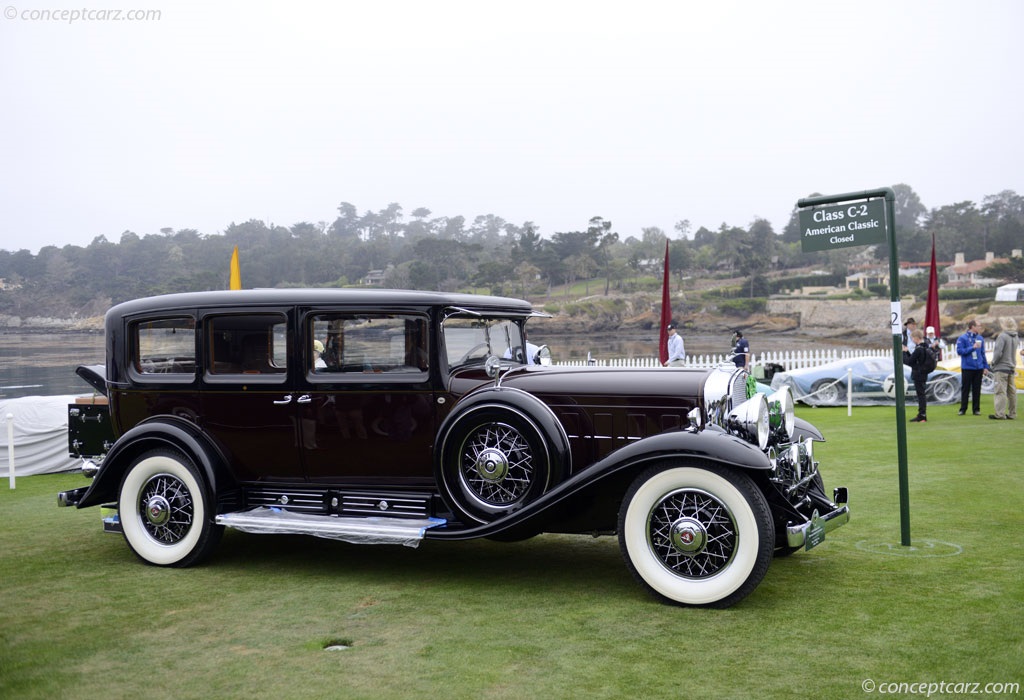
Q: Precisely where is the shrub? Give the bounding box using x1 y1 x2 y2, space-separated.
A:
769 274 844 293
940 288 996 301
717 298 767 315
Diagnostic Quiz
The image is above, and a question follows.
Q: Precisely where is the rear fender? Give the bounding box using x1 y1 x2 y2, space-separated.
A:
76 416 233 510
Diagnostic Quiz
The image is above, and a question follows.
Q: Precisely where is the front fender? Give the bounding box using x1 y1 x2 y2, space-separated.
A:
76 416 233 509
791 416 824 442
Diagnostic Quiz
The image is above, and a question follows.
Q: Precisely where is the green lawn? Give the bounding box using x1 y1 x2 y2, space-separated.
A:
2 397 1021 699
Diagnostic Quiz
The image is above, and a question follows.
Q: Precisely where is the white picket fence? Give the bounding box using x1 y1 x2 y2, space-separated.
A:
556 349 884 370
555 342 989 371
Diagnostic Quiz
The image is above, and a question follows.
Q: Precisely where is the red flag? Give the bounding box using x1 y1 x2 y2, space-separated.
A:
924 234 940 338
658 240 671 365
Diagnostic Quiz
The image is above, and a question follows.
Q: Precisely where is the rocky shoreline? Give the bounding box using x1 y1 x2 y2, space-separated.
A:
1 316 106 333
4 297 1021 342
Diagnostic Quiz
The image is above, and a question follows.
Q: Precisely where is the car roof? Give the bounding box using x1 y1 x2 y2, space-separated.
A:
106 288 536 318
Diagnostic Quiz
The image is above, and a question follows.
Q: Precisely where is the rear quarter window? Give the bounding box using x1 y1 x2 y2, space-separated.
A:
132 317 197 379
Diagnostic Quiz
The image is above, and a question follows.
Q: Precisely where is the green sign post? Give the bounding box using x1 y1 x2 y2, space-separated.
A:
797 188 911 547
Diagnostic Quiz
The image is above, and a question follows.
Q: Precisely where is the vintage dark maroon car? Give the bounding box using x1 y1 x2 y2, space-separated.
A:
59 289 848 607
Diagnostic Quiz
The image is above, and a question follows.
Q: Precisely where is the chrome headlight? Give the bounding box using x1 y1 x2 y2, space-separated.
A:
727 394 770 450
767 386 795 439
788 443 802 479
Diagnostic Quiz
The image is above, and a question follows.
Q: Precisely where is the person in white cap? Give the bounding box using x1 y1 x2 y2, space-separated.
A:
663 323 686 366
925 326 946 356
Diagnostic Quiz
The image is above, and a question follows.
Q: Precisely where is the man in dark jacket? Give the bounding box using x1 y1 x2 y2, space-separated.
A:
903 328 930 422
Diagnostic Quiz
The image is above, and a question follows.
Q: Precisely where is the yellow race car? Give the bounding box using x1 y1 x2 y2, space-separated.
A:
936 349 1024 392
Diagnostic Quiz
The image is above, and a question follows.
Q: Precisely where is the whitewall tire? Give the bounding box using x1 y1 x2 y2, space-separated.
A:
118 449 221 567
618 462 774 608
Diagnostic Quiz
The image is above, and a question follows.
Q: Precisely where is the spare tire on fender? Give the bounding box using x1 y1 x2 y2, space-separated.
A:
435 388 570 524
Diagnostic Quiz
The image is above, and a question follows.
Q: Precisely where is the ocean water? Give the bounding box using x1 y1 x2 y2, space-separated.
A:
0 331 106 399
0 328 864 400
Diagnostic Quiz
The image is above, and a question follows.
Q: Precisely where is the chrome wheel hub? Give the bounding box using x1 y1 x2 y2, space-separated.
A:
669 516 707 554
461 422 534 506
474 447 510 482
137 473 194 544
145 495 171 527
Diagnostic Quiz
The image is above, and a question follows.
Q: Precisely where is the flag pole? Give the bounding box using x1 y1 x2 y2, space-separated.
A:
924 234 940 338
229 246 242 290
658 240 671 366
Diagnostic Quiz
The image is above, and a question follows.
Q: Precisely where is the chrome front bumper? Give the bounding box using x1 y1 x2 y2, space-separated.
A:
786 487 850 549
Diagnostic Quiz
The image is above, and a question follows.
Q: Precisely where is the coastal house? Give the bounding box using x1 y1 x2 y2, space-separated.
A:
361 265 393 286
945 252 1009 288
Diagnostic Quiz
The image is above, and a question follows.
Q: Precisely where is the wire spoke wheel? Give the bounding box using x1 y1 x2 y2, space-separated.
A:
647 488 737 579
461 422 535 507
136 473 195 545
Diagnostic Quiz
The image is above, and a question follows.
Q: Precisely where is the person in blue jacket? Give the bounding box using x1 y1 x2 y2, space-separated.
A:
956 319 991 415
730 330 750 370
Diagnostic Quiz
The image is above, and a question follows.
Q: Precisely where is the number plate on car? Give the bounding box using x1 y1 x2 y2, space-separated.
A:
805 512 825 551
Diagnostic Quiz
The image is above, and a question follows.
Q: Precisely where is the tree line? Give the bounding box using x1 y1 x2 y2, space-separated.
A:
1 184 1022 320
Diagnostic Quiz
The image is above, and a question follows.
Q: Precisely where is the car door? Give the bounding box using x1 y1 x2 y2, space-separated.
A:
298 310 437 486
198 309 304 483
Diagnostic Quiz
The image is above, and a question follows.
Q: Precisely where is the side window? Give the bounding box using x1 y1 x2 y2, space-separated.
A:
206 314 288 378
133 317 196 377
442 317 524 367
309 314 428 376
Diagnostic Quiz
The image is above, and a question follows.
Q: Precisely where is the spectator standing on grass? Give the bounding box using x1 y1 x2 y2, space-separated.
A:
925 326 947 356
731 330 750 370
903 329 930 423
663 323 685 367
903 317 918 354
956 319 990 416
989 317 1018 421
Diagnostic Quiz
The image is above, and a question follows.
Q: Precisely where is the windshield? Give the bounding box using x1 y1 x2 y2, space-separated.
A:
442 316 526 368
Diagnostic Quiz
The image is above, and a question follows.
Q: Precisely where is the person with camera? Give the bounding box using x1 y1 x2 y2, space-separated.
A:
903 328 931 423
955 319 990 416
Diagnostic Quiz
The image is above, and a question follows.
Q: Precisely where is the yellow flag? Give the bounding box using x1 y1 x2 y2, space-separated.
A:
229 246 242 290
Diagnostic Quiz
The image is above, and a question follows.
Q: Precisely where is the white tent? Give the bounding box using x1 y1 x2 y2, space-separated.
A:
0 395 87 476
995 283 1024 302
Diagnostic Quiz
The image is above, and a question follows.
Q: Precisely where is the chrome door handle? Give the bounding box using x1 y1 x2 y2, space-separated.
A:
273 395 293 405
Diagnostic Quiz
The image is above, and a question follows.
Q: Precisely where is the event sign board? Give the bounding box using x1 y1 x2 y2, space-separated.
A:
796 188 911 546
798 199 888 252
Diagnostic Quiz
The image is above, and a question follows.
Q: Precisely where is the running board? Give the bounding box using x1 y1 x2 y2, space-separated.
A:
216 507 447 548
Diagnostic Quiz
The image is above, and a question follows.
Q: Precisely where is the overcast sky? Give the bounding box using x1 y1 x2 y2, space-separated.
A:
2 0 1021 254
